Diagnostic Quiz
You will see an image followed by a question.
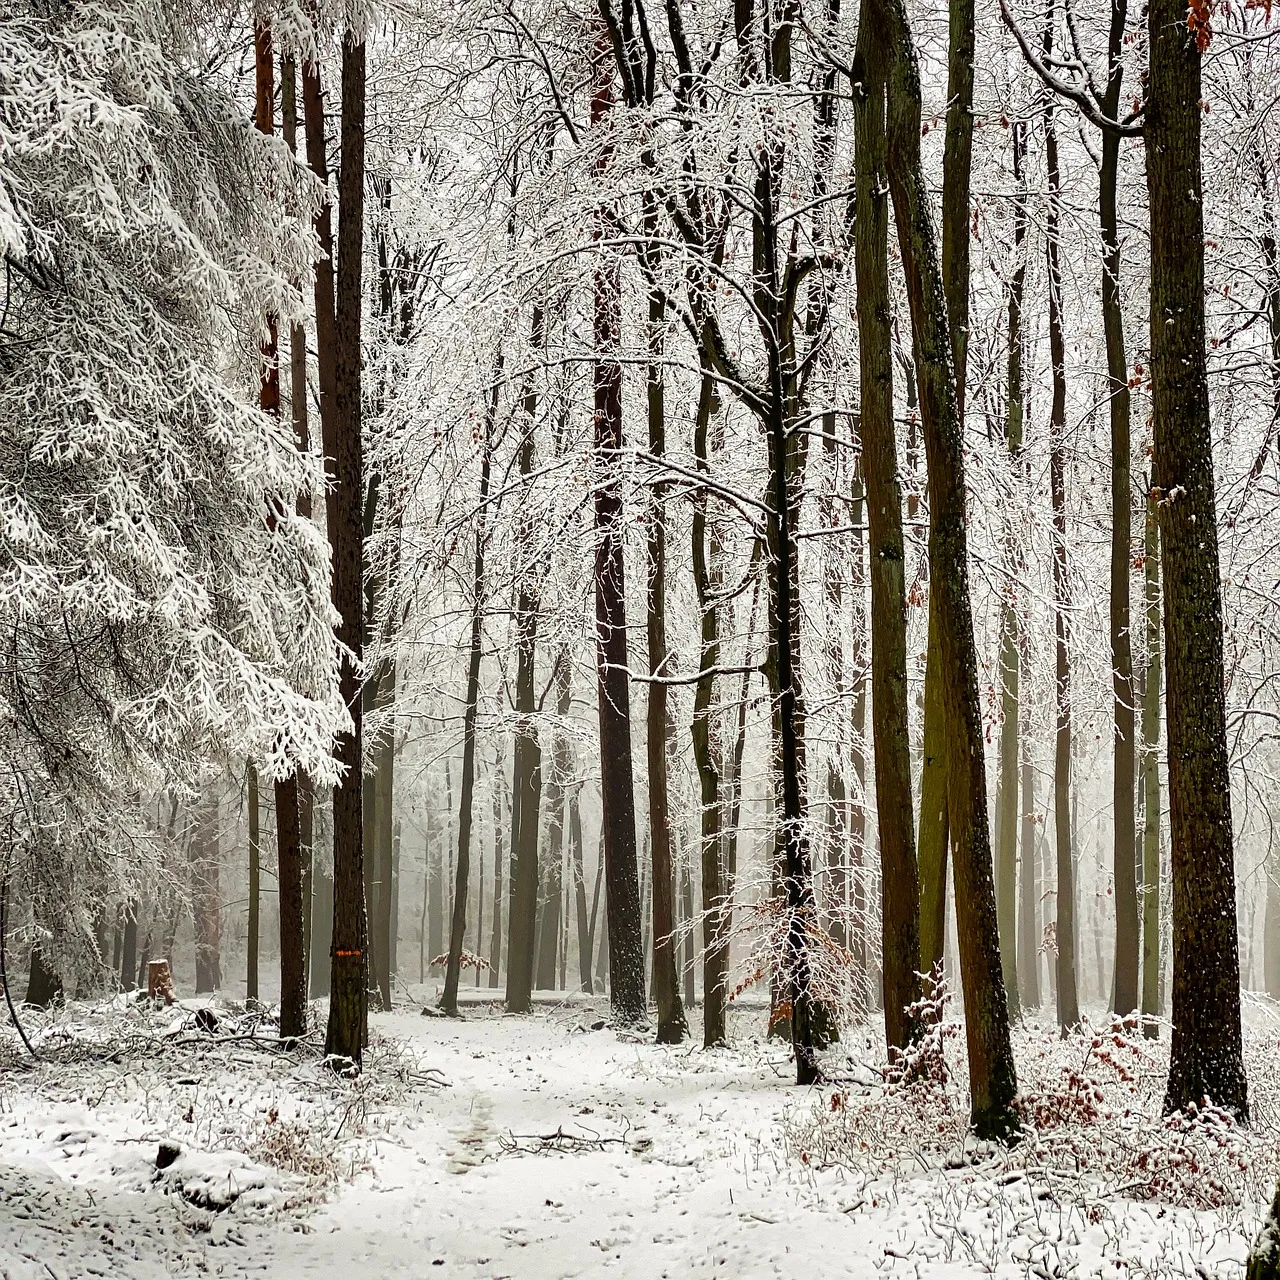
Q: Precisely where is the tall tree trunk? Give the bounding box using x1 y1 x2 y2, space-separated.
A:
849 447 870 1010
919 0 976 952
1046 84 1081 1034
571 785 591 994
192 796 222 994
536 658 570 992
592 41 646 1028
373 673 395 1010
1140 495 1162 1034
441 376 496 1015
872 0 1017 1137
281 52 313 1021
994 119 1027 1022
1094 0 1139 1021
644 239 688 1043
506 315 545 1015
852 28 920 1052
247 766 260 1002
692 372 728 1047
1017 721 1040 1009
1147 0 1247 1117
490 776 504 987
324 28 367 1063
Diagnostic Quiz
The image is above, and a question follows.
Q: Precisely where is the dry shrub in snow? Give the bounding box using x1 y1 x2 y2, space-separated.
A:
787 992 1280 1216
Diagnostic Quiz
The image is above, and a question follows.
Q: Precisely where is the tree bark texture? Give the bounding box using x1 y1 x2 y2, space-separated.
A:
852 26 920 1053
1140 496 1162 1034
1146 0 1247 1117
871 0 1017 1137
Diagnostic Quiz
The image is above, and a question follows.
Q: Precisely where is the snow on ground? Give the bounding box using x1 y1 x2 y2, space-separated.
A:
0 992 1275 1278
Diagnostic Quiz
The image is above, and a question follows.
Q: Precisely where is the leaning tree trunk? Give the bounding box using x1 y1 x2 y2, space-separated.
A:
1140 494 1162 1034
441 377 496 1016
324 27 368 1064
1047 86 1081 1035
872 0 1017 1138
592 43 646 1028
1147 0 1247 1118
852 26 920 1053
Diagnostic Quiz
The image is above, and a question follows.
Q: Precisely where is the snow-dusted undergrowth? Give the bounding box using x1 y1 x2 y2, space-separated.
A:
781 990 1280 1276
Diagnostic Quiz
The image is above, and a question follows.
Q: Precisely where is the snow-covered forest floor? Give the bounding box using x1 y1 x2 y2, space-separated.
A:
1 993 1277 1279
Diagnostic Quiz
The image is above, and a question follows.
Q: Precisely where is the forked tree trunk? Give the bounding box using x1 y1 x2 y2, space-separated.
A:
852 25 920 1052
324 28 368 1064
1140 496 1162 1034
1147 0 1247 1117
592 42 646 1028
871 0 1017 1138
1047 86 1081 1034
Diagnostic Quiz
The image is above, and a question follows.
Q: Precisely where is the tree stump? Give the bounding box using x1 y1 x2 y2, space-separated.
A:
147 959 176 1006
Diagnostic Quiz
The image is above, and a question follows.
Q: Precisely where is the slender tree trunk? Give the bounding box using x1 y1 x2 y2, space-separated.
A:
571 786 592 994
506 316 545 1015
1146 0 1247 1117
1140 496 1162 1034
247 765 260 1002
994 119 1027 1022
592 42 646 1028
120 903 138 994
1046 86 1081 1034
872 0 1017 1137
536 659 570 992
692 372 728 1047
324 28 367 1063
852 28 920 1052
490 777 504 987
441 376 496 1015
1017 721 1040 1009
644 238 687 1043
919 0 975 953
192 797 222 994
849 449 870 1011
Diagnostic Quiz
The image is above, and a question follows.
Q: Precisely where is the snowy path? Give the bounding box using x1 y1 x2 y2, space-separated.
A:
0 998 1262 1278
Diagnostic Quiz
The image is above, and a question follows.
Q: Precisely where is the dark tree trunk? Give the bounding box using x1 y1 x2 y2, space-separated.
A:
994 119 1027 1022
441 380 496 1015
1094 0 1139 1021
1146 0 1247 1117
852 25 920 1053
872 0 1017 1138
1140 497 1162 1034
280 51 312 1034
506 315 545 1015
536 659 570 992
592 43 646 1029
324 29 368 1064
643 239 687 1043
26 943 62 1008
692 372 728 1047
1046 89 1081 1034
